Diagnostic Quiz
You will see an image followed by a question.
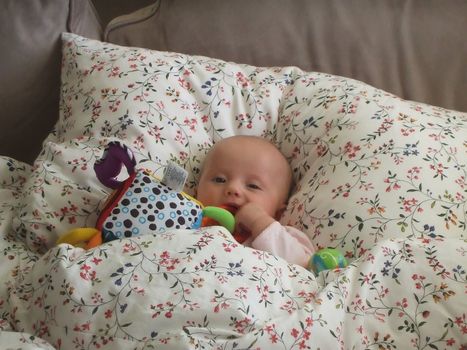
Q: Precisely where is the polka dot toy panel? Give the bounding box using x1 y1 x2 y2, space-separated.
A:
99 170 203 243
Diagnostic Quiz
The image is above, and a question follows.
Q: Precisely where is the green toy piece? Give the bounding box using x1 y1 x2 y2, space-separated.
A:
202 206 236 233
308 248 348 274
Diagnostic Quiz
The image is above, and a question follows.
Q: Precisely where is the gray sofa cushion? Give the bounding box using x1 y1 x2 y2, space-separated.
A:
106 0 467 113
0 0 102 163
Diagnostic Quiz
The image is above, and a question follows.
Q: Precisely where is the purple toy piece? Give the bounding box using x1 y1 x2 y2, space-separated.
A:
94 141 137 189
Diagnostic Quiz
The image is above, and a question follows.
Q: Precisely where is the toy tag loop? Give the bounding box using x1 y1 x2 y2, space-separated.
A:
162 162 188 191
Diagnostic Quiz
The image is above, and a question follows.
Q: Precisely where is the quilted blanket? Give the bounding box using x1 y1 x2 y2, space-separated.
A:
0 158 465 349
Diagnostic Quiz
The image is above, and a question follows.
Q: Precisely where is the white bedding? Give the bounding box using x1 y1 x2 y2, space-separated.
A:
0 174 465 348
0 33 465 348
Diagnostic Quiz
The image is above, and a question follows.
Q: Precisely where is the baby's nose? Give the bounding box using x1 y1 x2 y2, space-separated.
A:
225 183 241 197
226 188 239 196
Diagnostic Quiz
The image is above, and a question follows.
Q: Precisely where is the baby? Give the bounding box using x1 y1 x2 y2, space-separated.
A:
197 135 315 268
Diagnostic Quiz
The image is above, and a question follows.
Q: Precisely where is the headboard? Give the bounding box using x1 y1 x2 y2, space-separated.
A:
1 0 466 164
0 0 102 164
105 0 467 113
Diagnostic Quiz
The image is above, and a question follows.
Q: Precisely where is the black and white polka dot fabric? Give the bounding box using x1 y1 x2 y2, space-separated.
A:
99 170 203 243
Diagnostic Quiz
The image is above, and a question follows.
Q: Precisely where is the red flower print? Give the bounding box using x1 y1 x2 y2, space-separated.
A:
291 328 300 338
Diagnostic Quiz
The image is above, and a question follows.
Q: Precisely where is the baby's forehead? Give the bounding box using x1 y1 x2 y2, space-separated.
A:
213 136 280 156
209 138 290 175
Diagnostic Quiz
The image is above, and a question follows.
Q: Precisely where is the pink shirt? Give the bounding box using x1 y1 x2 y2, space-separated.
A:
243 221 315 268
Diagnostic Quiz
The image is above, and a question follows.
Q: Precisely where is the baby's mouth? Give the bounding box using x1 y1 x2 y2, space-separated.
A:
221 204 239 214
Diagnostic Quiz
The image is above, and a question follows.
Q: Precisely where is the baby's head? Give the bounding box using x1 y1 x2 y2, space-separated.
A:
197 135 292 218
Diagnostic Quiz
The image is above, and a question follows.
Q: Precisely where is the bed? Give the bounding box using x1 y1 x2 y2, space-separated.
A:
0 0 466 348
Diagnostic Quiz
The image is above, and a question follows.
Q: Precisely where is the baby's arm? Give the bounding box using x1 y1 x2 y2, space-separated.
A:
234 203 276 238
250 222 315 267
235 203 315 267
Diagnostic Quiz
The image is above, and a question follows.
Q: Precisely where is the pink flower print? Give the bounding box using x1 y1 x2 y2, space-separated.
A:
159 251 180 271
183 117 198 132
91 257 102 265
213 300 230 313
257 285 271 304
407 166 422 181
133 93 148 102
332 183 351 199
91 292 104 304
174 130 187 144
92 101 101 118
179 151 188 161
280 300 297 314
91 62 105 72
430 163 448 179
396 297 409 309
235 113 253 129
122 242 137 253
235 72 250 88
343 141 361 159
33 321 50 338
108 66 121 78
453 314 467 335
401 127 416 136
234 317 252 334
178 77 193 91
384 177 401 192
316 143 328 157
428 133 443 141
298 290 321 304
377 118 394 134
291 328 300 338
455 176 466 189
399 197 421 213
74 321 91 332
445 338 455 346
234 287 249 300
79 264 97 281
361 272 376 285
359 182 374 191
147 125 163 142
222 241 238 252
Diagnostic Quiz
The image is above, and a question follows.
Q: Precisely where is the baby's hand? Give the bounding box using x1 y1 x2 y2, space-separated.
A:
235 203 276 238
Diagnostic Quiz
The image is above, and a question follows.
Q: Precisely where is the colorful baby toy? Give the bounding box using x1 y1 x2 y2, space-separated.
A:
56 141 236 249
57 141 348 274
308 248 348 274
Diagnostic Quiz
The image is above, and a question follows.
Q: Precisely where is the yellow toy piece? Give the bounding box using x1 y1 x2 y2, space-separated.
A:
56 228 101 248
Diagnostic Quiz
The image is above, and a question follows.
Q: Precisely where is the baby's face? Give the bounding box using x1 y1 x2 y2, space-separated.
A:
197 137 291 218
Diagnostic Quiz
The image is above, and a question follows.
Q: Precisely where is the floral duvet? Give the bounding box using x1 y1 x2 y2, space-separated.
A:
0 33 466 349
0 158 465 349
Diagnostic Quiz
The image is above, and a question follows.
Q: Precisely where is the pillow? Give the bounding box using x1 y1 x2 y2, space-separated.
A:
13 33 467 258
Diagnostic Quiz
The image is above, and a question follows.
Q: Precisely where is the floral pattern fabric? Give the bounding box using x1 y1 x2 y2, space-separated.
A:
0 33 466 348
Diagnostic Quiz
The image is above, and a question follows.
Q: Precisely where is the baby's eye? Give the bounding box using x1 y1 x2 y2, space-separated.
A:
247 183 261 190
212 176 226 183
